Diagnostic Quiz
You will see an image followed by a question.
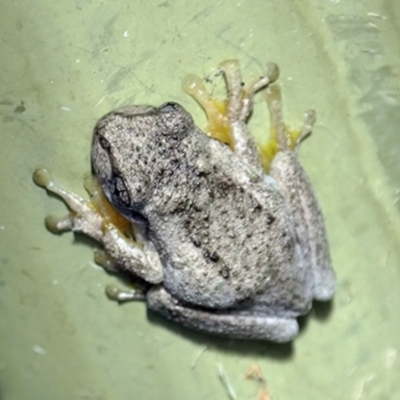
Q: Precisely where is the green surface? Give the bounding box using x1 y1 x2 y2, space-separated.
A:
1 1 400 399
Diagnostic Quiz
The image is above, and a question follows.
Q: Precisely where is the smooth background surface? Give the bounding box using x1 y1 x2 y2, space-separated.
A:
1 1 400 399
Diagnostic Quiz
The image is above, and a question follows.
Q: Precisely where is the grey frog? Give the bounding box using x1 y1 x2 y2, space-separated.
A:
33 60 336 343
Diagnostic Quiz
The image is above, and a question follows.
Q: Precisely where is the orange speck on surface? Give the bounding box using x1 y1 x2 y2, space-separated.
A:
244 364 271 400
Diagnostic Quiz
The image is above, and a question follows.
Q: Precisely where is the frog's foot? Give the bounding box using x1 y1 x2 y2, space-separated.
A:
33 168 163 284
146 286 299 343
184 60 279 174
220 60 279 123
259 83 317 172
33 168 104 241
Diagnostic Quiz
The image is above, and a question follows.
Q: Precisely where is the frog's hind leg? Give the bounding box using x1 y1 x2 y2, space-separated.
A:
265 87 336 302
146 286 299 343
220 60 279 174
184 60 279 175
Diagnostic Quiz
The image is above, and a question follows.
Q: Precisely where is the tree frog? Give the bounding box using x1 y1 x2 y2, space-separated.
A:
33 59 336 343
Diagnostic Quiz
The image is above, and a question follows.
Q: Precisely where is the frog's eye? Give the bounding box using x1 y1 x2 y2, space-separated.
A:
109 175 130 208
107 173 149 227
158 102 194 136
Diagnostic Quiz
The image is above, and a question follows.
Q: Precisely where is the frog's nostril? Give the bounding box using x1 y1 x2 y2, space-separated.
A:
99 136 111 151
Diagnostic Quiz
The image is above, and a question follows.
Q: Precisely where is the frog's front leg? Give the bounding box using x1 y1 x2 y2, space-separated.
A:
146 286 299 343
219 60 278 175
32 168 163 284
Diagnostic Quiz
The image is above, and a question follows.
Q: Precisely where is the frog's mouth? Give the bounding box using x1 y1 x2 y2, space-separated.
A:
86 171 149 237
120 207 148 229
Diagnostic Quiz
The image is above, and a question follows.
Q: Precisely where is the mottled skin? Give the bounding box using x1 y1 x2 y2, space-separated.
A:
94 103 311 311
33 60 336 343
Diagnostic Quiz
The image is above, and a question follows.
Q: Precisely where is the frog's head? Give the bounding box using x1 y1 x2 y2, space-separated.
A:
91 103 195 221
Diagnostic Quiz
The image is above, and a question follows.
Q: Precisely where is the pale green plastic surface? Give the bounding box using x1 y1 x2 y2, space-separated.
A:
1 1 400 399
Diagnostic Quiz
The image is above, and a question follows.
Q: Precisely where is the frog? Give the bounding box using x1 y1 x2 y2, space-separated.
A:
33 59 336 343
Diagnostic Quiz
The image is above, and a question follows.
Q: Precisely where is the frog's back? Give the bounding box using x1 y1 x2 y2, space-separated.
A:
144 132 313 315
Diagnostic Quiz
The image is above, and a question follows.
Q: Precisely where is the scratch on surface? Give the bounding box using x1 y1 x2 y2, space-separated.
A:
353 374 375 400
217 362 237 400
95 96 106 107
191 346 208 370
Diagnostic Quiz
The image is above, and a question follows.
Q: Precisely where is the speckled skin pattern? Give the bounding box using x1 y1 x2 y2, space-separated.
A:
91 102 335 342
